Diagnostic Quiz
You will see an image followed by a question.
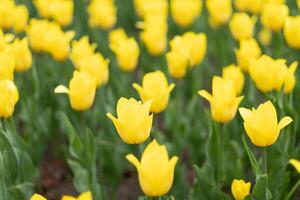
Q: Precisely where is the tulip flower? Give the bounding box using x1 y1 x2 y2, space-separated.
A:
108 28 127 47
13 5 29 32
0 80 19 118
109 29 140 72
249 55 293 93
55 71 97 111
234 0 264 14
206 0 232 28
31 194 46 200
289 159 300 174
284 16 300 49
170 0 202 27
62 191 92 200
182 32 207 66
239 101 292 147
126 139 178 196
70 36 97 69
259 28 272 47
133 71 175 113
231 179 251 200
261 3 289 32
0 29 14 51
0 51 15 81
0 0 15 29
235 38 261 72
106 97 153 144
77 53 109 87
284 62 298 94
229 13 256 41
87 0 116 30
27 19 49 52
5 38 32 72
198 76 244 123
222 64 245 95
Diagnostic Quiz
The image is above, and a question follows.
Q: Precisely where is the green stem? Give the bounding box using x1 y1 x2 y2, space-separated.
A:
263 147 268 174
284 179 300 200
138 144 143 157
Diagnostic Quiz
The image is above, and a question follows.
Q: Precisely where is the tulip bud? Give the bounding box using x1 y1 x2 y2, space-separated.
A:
126 139 178 196
5 38 32 72
106 97 153 144
222 64 245 95
0 51 15 81
55 71 97 111
284 16 300 49
231 179 251 200
206 0 232 28
170 0 202 27
283 62 298 94
0 80 19 118
239 101 292 147
229 13 256 41
30 194 47 200
13 5 29 33
51 0 74 26
198 76 243 123
88 0 116 30
133 70 175 113
261 3 289 32
62 191 92 200
289 159 300 174
235 38 261 72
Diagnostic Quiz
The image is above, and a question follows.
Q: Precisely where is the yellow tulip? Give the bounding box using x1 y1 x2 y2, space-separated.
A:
198 76 243 123
261 3 289 32
70 36 97 69
77 53 109 87
265 0 285 3
55 71 97 111
109 31 140 72
235 38 261 72
289 159 300 174
33 0 52 18
133 70 175 113
62 191 92 200
0 0 15 29
27 19 49 52
283 62 298 94
249 55 289 92
5 38 32 72
170 0 202 27
0 51 15 81
284 16 300 49
182 32 207 66
234 0 264 14
13 5 29 32
239 101 292 147
234 0 248 11
298 0 300 9
87 0 116 30
51 0 74 26
259 28 272 47
222 64 245 95
126 139 178 196
0 29 14 51
0 80 19 118
231 179 251 200
109 28 127 48
31 194 47 200
106 97 153 144
229 13 256 41
206 0 232 28
140 28 167 56
134 0 168 19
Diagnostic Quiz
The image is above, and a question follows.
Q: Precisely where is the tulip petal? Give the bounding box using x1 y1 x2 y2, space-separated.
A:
169 156 179 171
289 62 298 73
198 90 212 102
289 159 300 174
126 154 140 170
54 85 69 94
168 83 175 92
132 83 144 94
278 116 293 130
31 194 47 200
61 196 77 200
106 112 118 122
78 191 92 200
239 108 252 122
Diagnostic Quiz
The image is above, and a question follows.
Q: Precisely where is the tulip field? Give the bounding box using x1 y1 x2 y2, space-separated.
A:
2 0 300 199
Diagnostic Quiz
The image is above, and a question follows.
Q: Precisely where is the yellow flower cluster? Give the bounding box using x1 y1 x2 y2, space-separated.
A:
31 191 92 200
0 0 29 32
167 32 207 79
27 19 75 61
87 0 116 30
109 28 140 72
34 0 74 26
249 55 298 93
135 0 168 56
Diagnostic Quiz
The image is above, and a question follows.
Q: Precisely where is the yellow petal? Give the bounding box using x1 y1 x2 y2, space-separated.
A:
289 159 300 174
289 61 298 74
106 112 117 121
169 156 179 171
126 154 140 170
78 191 92 200
132 83 144 94
61 196 77 200
31 194 47 200
54 85 69 94
198 90 212 102
239 107 252 122
168 83 175 92
278 116 293 130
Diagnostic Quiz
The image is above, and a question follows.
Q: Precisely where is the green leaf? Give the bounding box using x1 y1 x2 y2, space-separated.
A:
242 135 261 178
0 153 8 200
67 159 89 192
252 174 272 200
